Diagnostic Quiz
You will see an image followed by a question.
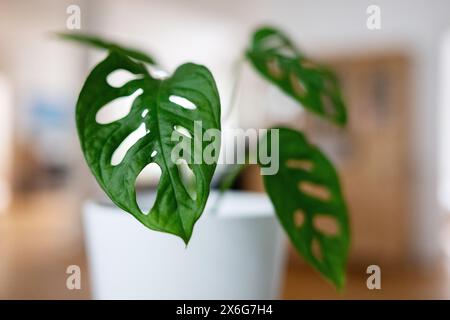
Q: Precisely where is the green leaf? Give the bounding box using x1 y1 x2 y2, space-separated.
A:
77 50 221 243
246 26 347 125
259 128 350 288
57 32 156 65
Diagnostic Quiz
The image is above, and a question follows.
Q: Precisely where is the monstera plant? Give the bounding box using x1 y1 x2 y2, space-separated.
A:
59 26 350 289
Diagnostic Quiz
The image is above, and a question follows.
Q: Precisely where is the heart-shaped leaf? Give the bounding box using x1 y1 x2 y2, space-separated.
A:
260 128 350 288
77 50 221 243
57 32 156 65
246 26 347 125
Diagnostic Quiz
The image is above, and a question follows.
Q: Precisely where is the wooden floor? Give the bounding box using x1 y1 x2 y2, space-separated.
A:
1 190 449 299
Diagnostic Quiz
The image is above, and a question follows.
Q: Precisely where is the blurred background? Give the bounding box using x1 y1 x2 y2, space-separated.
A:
1 0 450 299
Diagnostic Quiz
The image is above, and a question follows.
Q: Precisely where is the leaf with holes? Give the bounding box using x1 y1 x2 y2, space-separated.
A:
260 128 349 288
57 32 156 65
246 26 347 125
77 50 221 243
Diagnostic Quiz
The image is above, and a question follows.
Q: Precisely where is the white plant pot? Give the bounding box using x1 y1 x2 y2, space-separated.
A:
83 191 287 300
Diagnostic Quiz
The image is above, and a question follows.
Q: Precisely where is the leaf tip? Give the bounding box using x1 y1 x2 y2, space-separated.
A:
333 275 346 292
52 31 69 42
182 236 191 247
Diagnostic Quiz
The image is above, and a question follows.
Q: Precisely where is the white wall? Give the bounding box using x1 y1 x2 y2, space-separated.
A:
439 32 450 212
0 0 89 193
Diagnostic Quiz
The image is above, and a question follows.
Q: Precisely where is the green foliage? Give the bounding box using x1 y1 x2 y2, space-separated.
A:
62 25 350 289
246 26 347 125
76 50 220 243
260 128 349 288
57 32 156 64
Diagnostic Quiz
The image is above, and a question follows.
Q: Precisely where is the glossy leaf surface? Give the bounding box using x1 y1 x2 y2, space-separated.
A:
260 128 350 288
77 50 220 243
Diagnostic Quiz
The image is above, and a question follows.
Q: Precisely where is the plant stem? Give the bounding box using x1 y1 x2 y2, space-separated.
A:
210 56 246 215
221 56 245 123
210 163 248 215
